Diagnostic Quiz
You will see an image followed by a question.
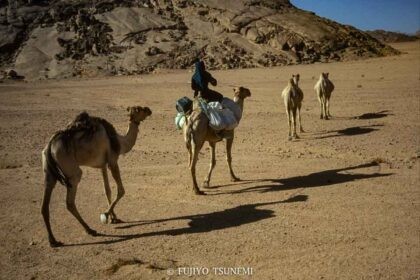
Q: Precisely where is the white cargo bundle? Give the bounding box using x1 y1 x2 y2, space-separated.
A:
175 98 241 131
175 112 186 130
207 100 239 131
221 97 242 122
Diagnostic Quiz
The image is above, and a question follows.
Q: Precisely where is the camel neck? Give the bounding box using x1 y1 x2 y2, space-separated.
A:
119 121 140 154
234 97 245 112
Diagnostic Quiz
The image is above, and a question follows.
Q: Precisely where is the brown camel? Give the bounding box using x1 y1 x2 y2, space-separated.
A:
183 87 251 195
41 106 152 247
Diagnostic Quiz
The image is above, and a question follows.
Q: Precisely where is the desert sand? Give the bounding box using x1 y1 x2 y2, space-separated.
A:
0 42 418 279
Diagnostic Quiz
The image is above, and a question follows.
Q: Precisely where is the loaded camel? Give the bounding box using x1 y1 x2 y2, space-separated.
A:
183 87 251 195
41 106 152 247
314 72 335 120
282 74 304 140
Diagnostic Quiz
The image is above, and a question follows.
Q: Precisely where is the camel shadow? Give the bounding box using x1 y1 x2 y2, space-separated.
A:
320 110 392 121
61 195 308 247
355 110 393 120
212 162 392 195
312 124 382 139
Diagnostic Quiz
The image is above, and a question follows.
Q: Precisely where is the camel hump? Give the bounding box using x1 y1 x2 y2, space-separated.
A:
59 112 121 154
66 111 93 132
74 111 90 123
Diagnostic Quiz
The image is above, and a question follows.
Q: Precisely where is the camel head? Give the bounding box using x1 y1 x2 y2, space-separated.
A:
292 74 300 85
288 78 296 87
321 72 329 79
233 86 251 101
127 106 152 124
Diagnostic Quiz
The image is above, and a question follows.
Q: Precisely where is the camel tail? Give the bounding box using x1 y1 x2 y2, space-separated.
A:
45 134 72 188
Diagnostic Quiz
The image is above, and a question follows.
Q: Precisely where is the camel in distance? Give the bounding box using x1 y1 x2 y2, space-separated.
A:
282 74 304 140
314 72 335 120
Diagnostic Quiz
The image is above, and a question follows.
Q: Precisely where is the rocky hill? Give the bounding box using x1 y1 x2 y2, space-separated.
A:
366 30 419 43
0 0 399 80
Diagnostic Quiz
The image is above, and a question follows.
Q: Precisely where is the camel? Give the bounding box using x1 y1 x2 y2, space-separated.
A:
183 87 251 195
282 74 304 140
314 72 335 120
41 106 152 247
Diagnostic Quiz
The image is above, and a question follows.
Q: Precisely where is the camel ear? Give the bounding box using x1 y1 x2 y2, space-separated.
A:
126 107 130 112
326 72 329 77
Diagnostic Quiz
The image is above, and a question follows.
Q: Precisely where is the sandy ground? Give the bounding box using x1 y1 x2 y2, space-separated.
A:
0 42 419 280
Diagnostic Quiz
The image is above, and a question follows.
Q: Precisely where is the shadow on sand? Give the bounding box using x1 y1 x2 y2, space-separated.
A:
323 110 392 121
62 195 308 247
61 162 391 247
355 110 393 120
311 124 383 140
207 161 392 195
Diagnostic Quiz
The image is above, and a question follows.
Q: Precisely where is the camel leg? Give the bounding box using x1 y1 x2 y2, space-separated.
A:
318 96 323 119
66 170 98 236
326 98 332 117
298 105 305 133
101 166 121 223
103 163 126 222
102 166 112 205
190 144 205 195
292 108 299 139
323 98 329 120
287 109 293 141
41 171 62 247
188 147 192 168
203 142 216 188
226 135 240 182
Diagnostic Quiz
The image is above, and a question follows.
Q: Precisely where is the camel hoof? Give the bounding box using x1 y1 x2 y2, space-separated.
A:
231 177 240 182
300 129 305 133
324 116 329 120
295 135 300 139
202 181 210 188
87 229 98 236
288 136 293 141
195 190 206 195
49 240 63 248
100 213 108 224
111 218 124 224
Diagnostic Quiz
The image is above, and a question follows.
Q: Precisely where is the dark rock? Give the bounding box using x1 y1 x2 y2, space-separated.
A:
6 69 24 80
7 69 18 78
197 8 208 16
145 46 163 56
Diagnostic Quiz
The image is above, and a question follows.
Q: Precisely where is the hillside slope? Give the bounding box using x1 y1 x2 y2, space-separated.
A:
0 0 399 80
366 30 419 43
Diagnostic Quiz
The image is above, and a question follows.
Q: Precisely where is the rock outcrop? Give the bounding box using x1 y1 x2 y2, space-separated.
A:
0 0 399 80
